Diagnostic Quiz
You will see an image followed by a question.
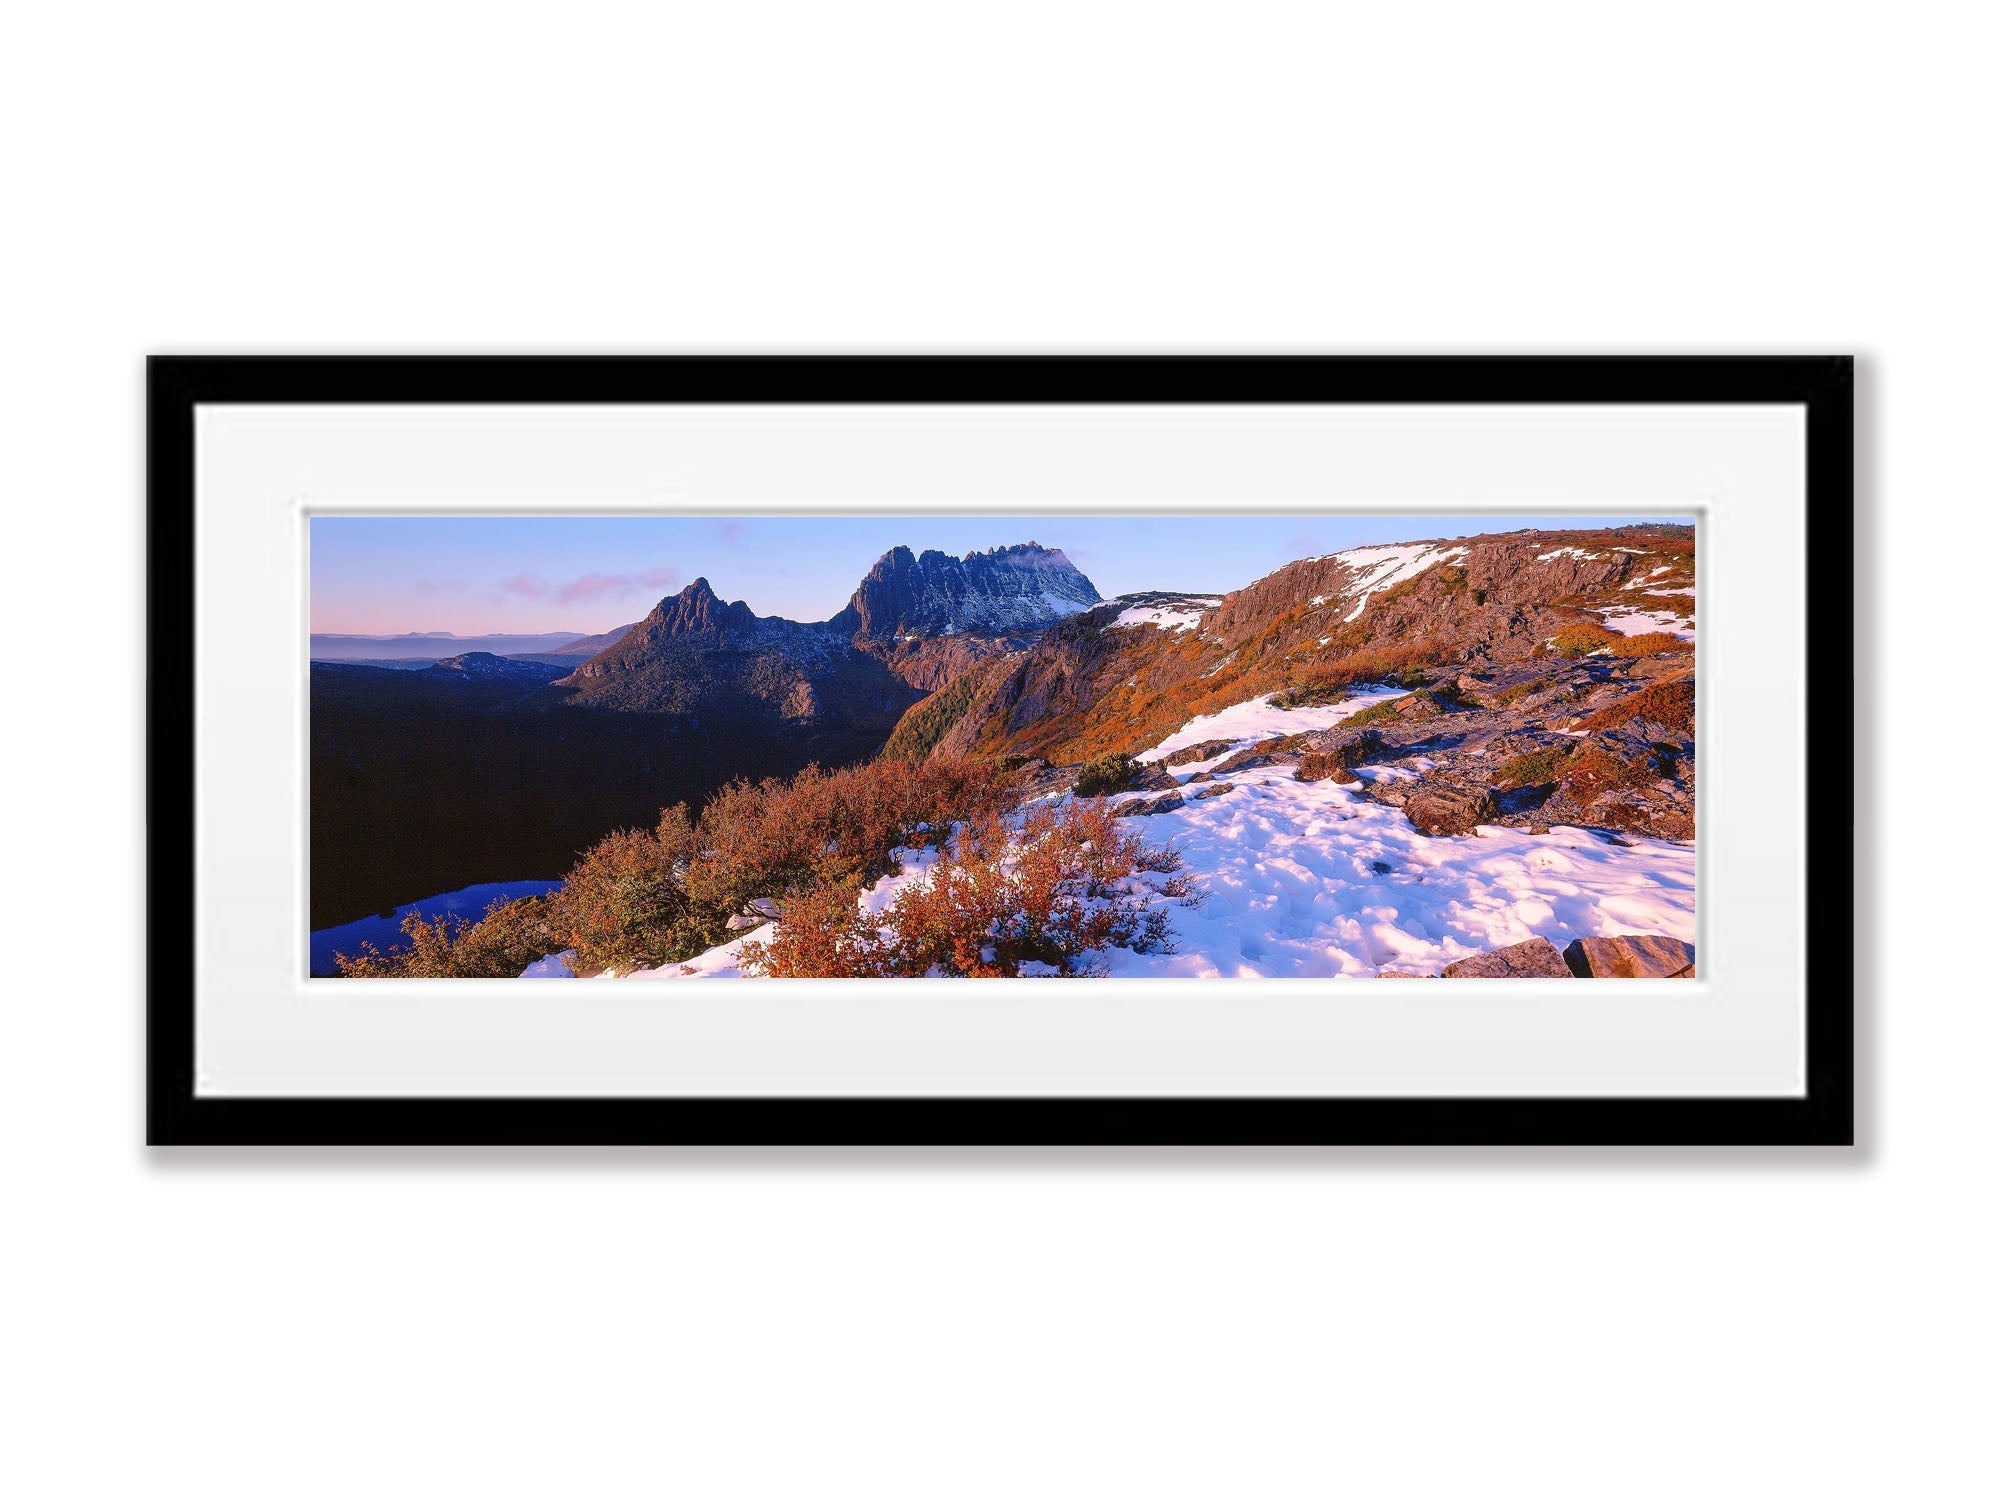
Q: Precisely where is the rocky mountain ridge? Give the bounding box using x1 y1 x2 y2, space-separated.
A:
830 542 1101 640
888 523 1696 845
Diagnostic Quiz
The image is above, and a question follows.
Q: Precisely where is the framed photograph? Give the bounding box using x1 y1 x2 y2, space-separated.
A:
149 356 1853 1145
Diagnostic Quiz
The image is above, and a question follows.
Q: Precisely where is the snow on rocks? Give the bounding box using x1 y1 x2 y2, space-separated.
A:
520 949 577 978
1136 685 1408 770
1109 599 1220 633
1329 543 1469 622
1537 546 1606 563
1597 604 1694 641
1623 565 1675 589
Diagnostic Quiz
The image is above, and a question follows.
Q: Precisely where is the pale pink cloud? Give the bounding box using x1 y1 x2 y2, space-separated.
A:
554 567 681 605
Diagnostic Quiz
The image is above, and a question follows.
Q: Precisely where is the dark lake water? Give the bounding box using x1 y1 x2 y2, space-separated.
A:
309 880 563 976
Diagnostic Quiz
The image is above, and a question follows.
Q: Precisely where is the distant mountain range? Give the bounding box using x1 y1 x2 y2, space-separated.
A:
309 627 633 662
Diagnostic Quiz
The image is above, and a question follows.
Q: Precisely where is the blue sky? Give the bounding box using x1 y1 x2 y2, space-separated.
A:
310 514 1688 635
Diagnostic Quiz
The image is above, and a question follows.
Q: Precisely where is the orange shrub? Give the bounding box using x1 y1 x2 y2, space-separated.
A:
684 754 1021 917
1551 622 1618 657
740 799 1201 978
1607 631 1694 658
1581 676 1695 735
1558 743 1659 802
557 826 706 973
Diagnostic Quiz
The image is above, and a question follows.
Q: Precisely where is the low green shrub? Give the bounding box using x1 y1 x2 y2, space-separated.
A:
1074 751 1140 798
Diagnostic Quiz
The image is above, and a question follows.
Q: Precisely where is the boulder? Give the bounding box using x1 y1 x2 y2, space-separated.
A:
1391 688 1453 722
1114 791 1185 818
1123 761 1181 794
1188 782 1237 800
1163 738 1237 768
725 913 765 932
1562 934 1696 978
1440 938 1573 979
1295 754 1360 784
1404 779 1499 837
1366 776 1414 808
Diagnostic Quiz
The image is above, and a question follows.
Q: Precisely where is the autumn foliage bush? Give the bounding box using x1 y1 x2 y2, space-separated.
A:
333 893 562 978
739 798 1201 978
1606 631 1694 658
1550 622 1618 657
1580 675 1695 735
335 754 1024 978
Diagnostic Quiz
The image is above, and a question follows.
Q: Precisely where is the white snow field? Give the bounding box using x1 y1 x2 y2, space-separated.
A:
1093 767 1693 978
596 684 1694 981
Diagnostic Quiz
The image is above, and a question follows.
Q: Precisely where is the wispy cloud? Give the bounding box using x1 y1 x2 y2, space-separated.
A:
556 567 681 605
499 567 681 606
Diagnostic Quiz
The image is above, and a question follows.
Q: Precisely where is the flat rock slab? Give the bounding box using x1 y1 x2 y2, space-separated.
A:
1188 782 1237 800
1114 791 1185 818
1562 934 1696 978
1440 937 1573 979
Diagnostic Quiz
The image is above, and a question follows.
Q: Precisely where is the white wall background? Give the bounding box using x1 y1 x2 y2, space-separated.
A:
0 3 1987 1495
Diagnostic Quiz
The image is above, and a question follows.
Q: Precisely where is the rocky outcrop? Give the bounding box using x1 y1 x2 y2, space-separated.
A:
1294 727 1384 783
1114 791 1185 818
1404 779 1499 837
1295 753 1360 784
1440 938 1573 978
1562 935 1696 978
1164 738 1237 768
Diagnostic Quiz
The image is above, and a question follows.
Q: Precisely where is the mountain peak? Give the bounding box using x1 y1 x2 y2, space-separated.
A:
653 576 756 635
832 541 1102 640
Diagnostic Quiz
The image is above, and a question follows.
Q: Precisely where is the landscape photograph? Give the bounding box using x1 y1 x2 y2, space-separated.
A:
310 514 1698 982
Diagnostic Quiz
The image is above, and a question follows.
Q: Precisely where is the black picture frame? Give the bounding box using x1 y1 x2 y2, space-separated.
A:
148 355 1854 1146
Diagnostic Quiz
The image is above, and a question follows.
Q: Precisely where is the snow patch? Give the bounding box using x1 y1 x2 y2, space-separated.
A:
1136 685 1409 769
1110 599 1220 633
1329 543 1469 623
1623 565 1677 590
1597 605 1694 641
1537 546 1606 563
